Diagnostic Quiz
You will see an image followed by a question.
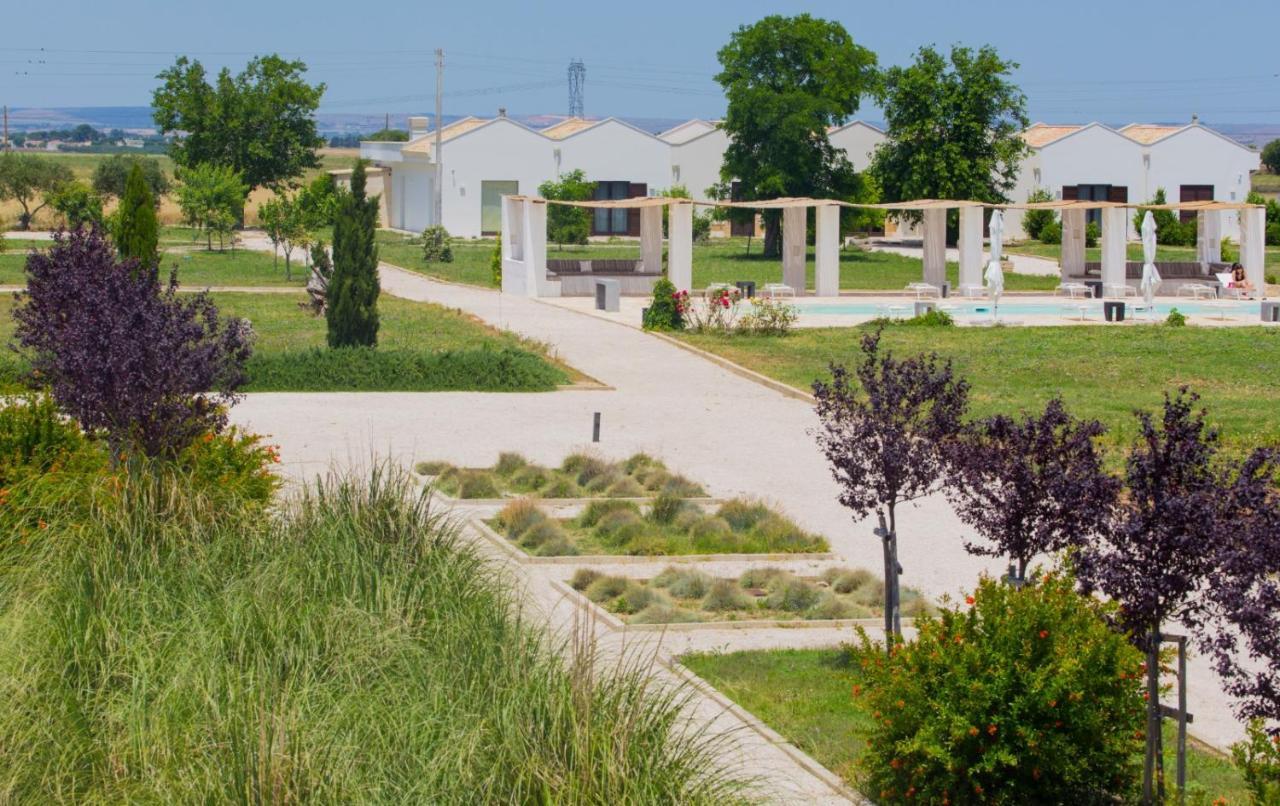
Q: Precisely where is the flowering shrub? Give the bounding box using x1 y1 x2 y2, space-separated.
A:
176 427 281 509
682 287 742 332
738 296 798 335
642 277 683 331
849 572 1144 803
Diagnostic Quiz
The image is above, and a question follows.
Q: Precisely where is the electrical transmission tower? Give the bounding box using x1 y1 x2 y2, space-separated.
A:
567 59 585 117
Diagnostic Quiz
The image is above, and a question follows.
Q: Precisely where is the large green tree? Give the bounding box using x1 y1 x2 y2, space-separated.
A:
114 164 159 267
175 163 248 250
0 153 74 230
152 55 325 193
713 14 877 256
326 161 380 348
872 45 1029 219
92 154 170 201
537 169 594 248
1261 139 1280 175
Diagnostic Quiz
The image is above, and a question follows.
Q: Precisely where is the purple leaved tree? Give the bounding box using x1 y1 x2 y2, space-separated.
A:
812 329 969 642
942 397 1119 585
1200 448 1280 730
13 227 252 459
1075 389 1231 803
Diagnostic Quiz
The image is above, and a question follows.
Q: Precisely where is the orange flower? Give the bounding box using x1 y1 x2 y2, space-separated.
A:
965 595 975 605
987 724 997 736
1038 630 1049 639
851 684 862 698
968 726 979 737
890 758 902 769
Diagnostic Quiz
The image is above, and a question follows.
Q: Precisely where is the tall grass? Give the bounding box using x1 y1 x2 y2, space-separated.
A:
0 466 746 803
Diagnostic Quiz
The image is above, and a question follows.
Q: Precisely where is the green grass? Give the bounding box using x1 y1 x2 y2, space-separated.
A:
376 232 1059 291
0 292 574 392
0 464 746 802
0 238 306 287
1252 173 1280 193
682 648 1248 803
1005 238 1280 267
677 324 1280 455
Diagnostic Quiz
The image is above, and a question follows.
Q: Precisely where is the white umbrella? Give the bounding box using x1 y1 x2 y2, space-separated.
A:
985 210 1005 318
1140 211 1162 314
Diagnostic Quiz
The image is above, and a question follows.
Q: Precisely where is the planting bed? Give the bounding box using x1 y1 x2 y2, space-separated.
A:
566 565 929 625
488 497 830 558
417 451 706 500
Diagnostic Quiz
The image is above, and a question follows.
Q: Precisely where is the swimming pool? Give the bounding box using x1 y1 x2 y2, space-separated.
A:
801 300 1261 318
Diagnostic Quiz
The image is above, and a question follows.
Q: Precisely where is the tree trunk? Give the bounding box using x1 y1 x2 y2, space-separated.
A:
1143 630 1164 804
762 215 781 258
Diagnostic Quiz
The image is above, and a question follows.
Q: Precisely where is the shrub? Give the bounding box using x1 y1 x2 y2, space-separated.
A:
490 235 502 287
765 577 822 612
752 513 823 551
738 296 798 335
702 579 751 612
113 163 159 267
623 453 661 474
454 470 500 499
494 452 528 476
421 225 454 263
717 499 771 532
0 394 83 485
1231 718 1280 804
891 309 953 327
660 473 705 497
648 492 689 525
14 227 251 459
539 170 592 248
511 464 550 491
690 515 732 542
611 583 664 615
585 575 630 603
739 567 785 589
826 567 874 594
49 182 103 229
518 519 566 551
496 498 545 539
595 508 645 539
1165 308 1187 327
1084 220 1100 248
540 477 579 498
631 604 703 624
1021 189 1056 240
666 570 713 600
536 535 577 557
1221 235 1238 263
177 427 280 509
643 276 684 331
1267 223 1280 248
579 499 639 528
605 477 644 497
1038 220 1062 244
851 572 1144 802
569 568 602 591
808 592 855 620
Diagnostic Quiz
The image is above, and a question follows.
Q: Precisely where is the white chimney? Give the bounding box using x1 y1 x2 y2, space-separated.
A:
408 116 430 136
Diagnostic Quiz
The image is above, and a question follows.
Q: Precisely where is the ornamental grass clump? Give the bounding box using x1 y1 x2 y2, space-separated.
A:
850 572 1144 803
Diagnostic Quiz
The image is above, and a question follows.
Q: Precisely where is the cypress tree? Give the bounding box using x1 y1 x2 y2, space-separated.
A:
326 161 380 348
114 163 159 268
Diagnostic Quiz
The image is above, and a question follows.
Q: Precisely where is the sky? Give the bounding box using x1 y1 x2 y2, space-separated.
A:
3 0 1279 127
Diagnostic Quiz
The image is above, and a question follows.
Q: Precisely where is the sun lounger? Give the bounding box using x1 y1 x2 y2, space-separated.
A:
905 282 941 299
762 283 795 299
1177 283 1214 300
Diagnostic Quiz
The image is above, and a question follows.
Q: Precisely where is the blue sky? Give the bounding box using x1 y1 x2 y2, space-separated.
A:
3 0 1279 125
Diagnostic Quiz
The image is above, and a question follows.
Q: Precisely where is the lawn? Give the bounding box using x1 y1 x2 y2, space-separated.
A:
0 241 306 287
1005 238 1280 270
1252 173 1280 193
677 324 1280 455
682 648 1248 802
377 232 1059 291
0 291 575 393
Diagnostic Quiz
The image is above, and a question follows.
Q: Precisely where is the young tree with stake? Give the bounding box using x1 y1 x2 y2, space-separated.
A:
812 330 968 642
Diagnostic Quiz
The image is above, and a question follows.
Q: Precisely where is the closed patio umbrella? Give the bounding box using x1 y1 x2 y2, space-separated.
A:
1140 211 1162 314
985 210 1005 318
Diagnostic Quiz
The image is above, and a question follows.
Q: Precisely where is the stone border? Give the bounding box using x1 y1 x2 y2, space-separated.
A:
549 576 909 634
468 516 839 566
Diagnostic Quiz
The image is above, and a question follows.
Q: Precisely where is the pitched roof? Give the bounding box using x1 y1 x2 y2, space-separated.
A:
402 116 491 154
1020 123 1084 148
658 119 718 144
540 117 599 140
1118 123 1184 144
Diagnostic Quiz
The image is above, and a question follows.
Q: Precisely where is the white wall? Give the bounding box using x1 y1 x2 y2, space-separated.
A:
1144 126 1259 240
828 122 884 171
436 119 555 237
670 128 729 201
553 120 672 196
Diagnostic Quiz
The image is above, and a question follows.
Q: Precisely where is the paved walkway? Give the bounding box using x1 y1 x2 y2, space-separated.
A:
865 238 1062 277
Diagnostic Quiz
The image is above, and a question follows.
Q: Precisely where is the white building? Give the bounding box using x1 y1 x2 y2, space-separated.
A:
1006 120 1260 239
362 114 1257 241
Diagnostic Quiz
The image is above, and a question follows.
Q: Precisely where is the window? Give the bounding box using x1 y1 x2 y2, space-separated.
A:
1179 185 1213 223
480 180 518 235
593 181 630 235
1069 185 1127 227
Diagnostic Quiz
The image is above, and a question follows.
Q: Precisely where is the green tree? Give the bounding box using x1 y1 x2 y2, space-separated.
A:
257 197 288 270
490 235 502 288
712 14 877 256
365 128 409 142
49 182 104 229
1022 188 1056 241
1133 188 1195 246
175 163 248 250
114 164 159 267
872 44 1029 234
538 169 593 248
91 154 170 201
326 161 380 348
1262 139 1280 174
152 54 326 192
295 172 339 229
0 153 74 230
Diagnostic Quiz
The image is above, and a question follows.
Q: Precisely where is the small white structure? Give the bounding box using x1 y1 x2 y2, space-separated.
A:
1007 120 1260 240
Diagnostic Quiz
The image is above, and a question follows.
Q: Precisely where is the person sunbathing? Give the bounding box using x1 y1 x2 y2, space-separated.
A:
1229 263 1256 298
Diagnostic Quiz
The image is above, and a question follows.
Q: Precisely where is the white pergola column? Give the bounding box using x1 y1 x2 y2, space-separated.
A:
1240 205 1267 297
1100 206 1128 295
1196 209 1222 265
667 200 693 292
640 205 663 275
782 206 807 292
957 206 984 292
524 200 556 298
922 207 947 288
500 196 527 295
1061 208 1086 283
814 203 840 297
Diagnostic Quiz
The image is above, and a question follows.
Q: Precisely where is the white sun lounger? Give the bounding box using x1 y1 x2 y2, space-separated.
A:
762 283 795 299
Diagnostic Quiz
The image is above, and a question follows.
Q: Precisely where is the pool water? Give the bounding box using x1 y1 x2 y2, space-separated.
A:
802 300 1260 318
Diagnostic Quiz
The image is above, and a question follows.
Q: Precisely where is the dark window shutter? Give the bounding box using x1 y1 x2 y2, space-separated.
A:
1108 186 1128 203
1062 185 1079 201
627 183 646 236
1179 185 1212 222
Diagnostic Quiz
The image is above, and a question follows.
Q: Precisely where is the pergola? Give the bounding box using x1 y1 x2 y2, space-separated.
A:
499 193 1268 299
